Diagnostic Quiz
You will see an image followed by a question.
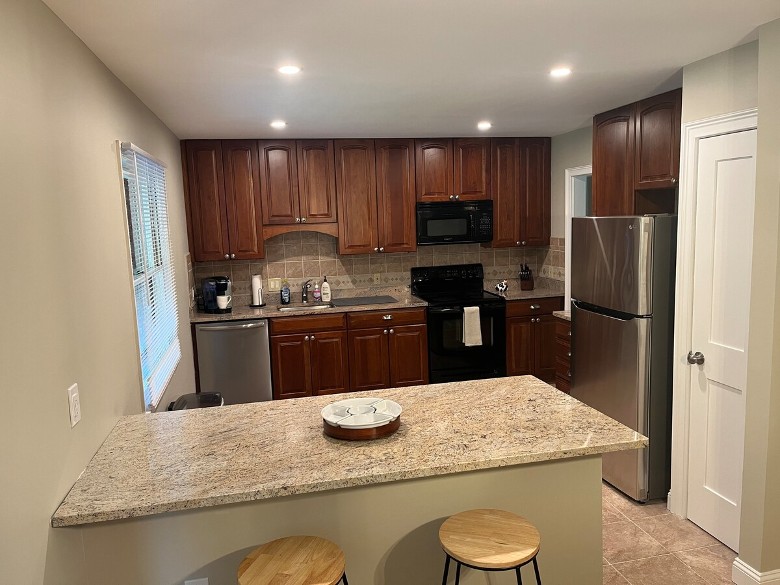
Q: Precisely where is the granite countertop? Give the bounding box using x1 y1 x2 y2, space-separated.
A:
52 376 646 527
190 287 427 323
493 278 565 301
553 310 571 321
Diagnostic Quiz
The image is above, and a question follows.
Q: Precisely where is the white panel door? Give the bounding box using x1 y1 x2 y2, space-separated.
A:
687 129 757 551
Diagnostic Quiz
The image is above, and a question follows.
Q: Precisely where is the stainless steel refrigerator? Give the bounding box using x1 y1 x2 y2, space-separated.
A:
571 215 676 502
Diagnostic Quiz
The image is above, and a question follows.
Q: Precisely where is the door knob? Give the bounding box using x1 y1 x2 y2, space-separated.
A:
687 351 705 365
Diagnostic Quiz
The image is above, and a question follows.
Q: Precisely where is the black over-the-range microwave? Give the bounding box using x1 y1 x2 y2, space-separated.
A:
416 200 493 245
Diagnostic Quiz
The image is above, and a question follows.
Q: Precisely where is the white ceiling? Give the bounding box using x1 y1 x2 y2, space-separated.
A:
43 0 780 139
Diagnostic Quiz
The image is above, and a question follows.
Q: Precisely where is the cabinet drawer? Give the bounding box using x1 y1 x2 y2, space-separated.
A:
506 297 563 317
555 355 572 380
347 308 426 330
555 318 572 340
270 313 346 335
555 375 571 394
556 337 571 360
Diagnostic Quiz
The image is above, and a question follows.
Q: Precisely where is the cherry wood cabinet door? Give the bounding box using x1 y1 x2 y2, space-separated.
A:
592 104 635 216
490 138 521 247
534 315 558 384
335 140 378 254
453 138 490 200
388 324 429 387
259 140 300 225
310 330 350 395
634 89 682 190
519 138 551 246
415 139 452 201
183 140 230 261
222 140 264 259
348 328 390 392
375 139 417 253
270 333 311 399
506 317 533 376
297 140 337 224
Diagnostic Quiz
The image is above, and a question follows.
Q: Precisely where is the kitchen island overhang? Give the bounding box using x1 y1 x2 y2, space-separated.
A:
52 376 646 585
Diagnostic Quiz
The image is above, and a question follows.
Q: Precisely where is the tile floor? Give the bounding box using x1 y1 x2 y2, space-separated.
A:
602 483 737 585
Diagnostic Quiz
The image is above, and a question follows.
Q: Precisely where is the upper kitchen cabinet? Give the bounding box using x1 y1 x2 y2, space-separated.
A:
415 138 490 201
335 139 378 254
634 90 682 190
592 89 682 216
259 140 299 225
182 140 264 261
489 137 551 247
297 140 338 224
592 104 636 216
375 139 417 253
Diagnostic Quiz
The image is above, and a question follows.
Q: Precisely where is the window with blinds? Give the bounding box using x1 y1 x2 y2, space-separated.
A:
121 142 181 411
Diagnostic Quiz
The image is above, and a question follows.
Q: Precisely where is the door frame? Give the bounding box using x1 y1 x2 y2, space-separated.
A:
564 164 593 308
668 108 758 519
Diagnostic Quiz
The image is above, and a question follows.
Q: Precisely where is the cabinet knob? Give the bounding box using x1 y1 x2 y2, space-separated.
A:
310 335 315 341
567 351 572 357
379 247 384 252
230 253 236 259
224 254 230 259
455 195 460 200
568 371 572 378
295 217 301 223
516 241 521 246
521 241 527 246
383 329 388 334
389 328 394 334
671 178 678 185
382 314 393 320
301 217 307 223
304 336 309 341
449 195 456 201
374 247 379 252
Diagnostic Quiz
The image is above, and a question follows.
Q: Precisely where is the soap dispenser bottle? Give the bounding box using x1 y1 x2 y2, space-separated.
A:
280 279 291 305
321 276 332 302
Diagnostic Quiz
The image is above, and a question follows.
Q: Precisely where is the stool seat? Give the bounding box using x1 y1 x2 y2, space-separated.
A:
238 535 346 585
439 508 541 570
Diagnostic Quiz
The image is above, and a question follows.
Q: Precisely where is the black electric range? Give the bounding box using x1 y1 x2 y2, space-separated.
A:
411 264 506 383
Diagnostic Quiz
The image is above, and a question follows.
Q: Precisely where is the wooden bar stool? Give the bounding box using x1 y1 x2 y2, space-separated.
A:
237 535 348 585
439 509 542 585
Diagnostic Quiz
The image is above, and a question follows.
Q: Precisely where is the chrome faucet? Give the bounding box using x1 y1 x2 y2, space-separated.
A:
302 280 312 303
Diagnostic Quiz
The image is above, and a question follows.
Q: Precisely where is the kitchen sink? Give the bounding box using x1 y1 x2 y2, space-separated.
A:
277 303 336 312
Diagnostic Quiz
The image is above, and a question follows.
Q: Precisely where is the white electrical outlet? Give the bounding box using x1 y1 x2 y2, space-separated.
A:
67 384 81 427
268 278 282 292
184 579 209 585
373 273 381 285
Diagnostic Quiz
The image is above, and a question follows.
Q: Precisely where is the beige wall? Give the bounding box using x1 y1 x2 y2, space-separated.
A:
0 0 194 583
682 41 758 123
550 125 592 237
741 18 780 575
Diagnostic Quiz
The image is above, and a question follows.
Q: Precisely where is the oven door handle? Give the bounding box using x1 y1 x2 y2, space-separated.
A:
428 307 462 314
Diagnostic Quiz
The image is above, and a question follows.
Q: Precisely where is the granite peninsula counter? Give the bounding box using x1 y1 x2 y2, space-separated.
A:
52 376 645 585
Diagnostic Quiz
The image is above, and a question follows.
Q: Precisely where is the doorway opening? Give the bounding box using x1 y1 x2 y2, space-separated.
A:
564 165 592 308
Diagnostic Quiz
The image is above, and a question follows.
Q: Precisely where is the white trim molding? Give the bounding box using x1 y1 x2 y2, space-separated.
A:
733 558 780 584
669 107 758 523
564 164 592 308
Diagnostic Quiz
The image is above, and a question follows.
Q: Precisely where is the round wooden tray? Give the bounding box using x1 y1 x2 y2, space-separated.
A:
323 416 401 441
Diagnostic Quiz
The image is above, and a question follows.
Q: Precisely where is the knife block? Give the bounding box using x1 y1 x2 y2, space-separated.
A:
520 275 535 291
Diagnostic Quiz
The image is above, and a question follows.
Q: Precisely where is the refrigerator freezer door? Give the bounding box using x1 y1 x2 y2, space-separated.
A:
572 302 650 500
571 216 654 315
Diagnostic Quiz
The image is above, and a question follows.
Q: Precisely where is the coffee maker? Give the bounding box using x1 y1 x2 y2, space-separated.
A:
201 276 232 314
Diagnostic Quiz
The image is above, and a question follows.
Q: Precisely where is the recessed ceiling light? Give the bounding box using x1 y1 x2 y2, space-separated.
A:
270 120 287 129
477 121 492 131
278 65 301 75
550 67 572 78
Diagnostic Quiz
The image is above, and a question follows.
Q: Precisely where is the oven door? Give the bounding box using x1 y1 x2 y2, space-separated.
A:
427 304 506 383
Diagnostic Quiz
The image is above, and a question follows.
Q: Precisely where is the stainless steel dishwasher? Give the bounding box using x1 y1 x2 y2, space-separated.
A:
194 319 273 404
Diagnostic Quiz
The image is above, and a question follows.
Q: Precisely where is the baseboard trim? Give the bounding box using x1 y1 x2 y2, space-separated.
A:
733 558 780 584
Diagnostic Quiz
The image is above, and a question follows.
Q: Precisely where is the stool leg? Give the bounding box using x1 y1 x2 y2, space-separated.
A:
454 562 461 585
533 557 542 584
341 572 349 585
441 555 450 585
515 566 524 585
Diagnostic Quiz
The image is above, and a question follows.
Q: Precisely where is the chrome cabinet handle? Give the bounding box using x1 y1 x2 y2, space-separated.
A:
382 315 393 320
449 195 456 201
230 253 236 259
310 335 315 341
522 241 527 245
301 217 307 223
687 351 705 365
530 304 540 310
671 178 678 184
516 241 521 246
379 247 384 252
295 217 301 223
374 247 379 252
389 328 394 334
304 336 309 341
383 329 388 334
224 254 230 259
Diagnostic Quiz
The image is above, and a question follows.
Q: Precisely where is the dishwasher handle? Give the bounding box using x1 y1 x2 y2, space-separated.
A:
197 321 266 332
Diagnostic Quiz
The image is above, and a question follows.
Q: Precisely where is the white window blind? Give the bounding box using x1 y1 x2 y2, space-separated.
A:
121 142 181 411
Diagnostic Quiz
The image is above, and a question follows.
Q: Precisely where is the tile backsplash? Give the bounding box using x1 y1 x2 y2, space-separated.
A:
192 233 565 308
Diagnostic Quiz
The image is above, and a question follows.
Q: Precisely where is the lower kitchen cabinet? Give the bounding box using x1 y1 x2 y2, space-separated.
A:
554 317 572 393
347 309 428 392
505 298 563 384
269 315 349 399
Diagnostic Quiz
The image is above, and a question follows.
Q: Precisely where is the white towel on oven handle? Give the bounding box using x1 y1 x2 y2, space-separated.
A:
462 306 482 347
